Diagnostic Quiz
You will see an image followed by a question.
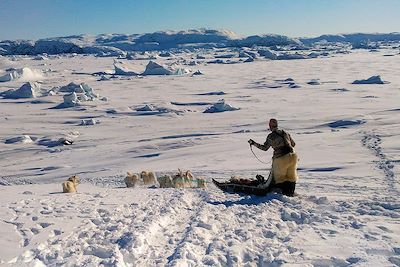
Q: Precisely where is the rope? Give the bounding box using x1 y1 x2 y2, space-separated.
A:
250 144 271 165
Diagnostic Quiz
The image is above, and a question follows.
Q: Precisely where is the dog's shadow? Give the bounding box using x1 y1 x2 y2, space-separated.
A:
49 192 66 195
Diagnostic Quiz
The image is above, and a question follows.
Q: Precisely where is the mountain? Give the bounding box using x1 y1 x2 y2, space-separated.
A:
1 29 399 56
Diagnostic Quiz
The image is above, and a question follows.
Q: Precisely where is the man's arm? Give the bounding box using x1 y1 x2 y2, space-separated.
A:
288 133 295 147
250 138 271 151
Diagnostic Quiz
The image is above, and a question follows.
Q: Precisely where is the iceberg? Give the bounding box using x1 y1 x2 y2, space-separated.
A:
352 75 388 84
142 61 190 76
114 63 139 76
2 82 41 99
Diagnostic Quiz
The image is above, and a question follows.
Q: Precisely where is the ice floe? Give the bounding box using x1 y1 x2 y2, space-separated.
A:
192 70 203 75
5 135 34 144
257 49 278 60
80 119 99 125
197 91 226 96
114 62 139 76
1 82 41 99
203 99 239 113
352 75 389 84
307 79 321 85
134 103 184 115
54 83 104 108
326 119 366 128
142 61 190 76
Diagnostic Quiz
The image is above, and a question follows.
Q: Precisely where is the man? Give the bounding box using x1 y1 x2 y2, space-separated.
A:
248 118 298 196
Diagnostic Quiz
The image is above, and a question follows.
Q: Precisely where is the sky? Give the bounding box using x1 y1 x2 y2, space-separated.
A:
0 0 399 40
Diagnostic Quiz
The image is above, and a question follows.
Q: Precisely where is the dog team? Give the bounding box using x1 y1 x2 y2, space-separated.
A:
62 169 206 193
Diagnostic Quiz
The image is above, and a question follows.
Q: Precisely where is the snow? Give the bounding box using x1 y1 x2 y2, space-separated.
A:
0 47 399 266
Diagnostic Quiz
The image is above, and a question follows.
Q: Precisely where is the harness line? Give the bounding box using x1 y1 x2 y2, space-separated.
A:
250 144 271 165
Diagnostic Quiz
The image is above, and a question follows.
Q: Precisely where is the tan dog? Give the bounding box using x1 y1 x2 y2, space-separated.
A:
196 177 206 189
172 169 185 188
172 169 194 188
141 171 157 185
183 170 194 187
173 175 185 188
62 175 80 193
157 174 174 188
230 176 242 183
125 172 139 188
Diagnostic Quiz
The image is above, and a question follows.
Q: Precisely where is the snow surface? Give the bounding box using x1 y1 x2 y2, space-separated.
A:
0 47 399 266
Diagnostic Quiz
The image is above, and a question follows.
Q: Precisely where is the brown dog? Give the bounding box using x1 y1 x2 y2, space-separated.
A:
140 171 157 185
62 175 80 193
125 172 140 188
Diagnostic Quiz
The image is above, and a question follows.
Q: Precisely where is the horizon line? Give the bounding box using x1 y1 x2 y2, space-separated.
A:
2 28 400 42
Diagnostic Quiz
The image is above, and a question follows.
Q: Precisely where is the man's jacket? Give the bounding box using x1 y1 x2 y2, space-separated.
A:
253 129 296 159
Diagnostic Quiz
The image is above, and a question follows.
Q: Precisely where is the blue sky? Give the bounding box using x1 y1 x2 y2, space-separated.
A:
0 0 399 40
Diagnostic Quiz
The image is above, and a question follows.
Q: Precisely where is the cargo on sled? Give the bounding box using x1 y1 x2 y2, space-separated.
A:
212 174 274 196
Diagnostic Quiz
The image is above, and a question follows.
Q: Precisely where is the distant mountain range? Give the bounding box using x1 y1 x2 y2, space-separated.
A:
1 29 399 56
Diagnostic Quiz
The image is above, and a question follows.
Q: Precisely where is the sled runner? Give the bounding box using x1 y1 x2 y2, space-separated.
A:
212 174 273 196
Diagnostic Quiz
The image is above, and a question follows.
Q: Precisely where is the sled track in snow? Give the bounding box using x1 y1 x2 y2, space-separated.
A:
13 189 207 266
361 131 398 193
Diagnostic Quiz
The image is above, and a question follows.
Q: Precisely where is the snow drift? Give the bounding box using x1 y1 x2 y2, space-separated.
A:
0 67 43 82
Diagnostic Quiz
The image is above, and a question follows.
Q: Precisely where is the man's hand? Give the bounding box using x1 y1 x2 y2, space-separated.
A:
248 139 255 146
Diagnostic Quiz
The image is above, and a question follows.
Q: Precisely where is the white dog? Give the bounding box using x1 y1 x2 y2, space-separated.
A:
141 171 157 185
157 174 174 188
62 175 80 193
125 172 139 188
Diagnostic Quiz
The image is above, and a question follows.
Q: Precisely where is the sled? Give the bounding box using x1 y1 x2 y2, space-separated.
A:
212 178 272 196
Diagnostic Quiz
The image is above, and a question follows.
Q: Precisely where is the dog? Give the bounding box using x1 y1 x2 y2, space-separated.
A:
172 170 185 188
196 177 206 189
183 170 194 187
173 175 185 188
141 171 157 185
157 174 174 188
125 172 139 188
62 175 80 193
